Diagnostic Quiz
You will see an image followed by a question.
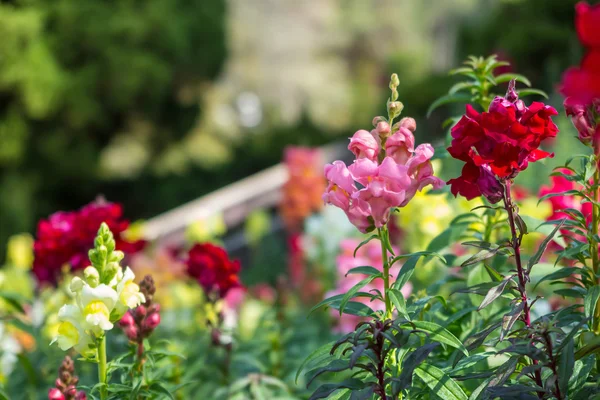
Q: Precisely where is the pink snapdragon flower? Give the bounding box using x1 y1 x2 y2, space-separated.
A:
348 130 379 161
324 118 444 232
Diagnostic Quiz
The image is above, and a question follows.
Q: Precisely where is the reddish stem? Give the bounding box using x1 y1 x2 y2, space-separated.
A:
503 180 544 396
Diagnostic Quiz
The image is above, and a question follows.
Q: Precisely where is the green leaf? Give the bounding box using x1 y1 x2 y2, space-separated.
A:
344 266 382 278
387 288 409 319
494 73 531 86
517 88 548 99
575 336 600 360
339 275 379 315
534 266 581 289
584 285 600 320
148 383 175 400
353 235 378 258
557 337 574 396
449 81 476 95
568 356 594 397
483 263 503 282
391 252 445 291
0 292 28 314
415 363 468 400
407 321 468 356
427 94 473 117
461 248 500 267
527 220 564 272
396 343 439 391
295 341 336 383
478 275 514 311
308 379 366 400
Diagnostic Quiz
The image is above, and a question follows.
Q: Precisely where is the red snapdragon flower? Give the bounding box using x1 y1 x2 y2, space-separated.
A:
186 243 242 297
447 83 558 202
33 200 145 285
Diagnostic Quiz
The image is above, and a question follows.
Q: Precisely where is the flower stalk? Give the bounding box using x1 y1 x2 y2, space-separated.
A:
502 180 544 395
98 336 108 400
378 227 392 320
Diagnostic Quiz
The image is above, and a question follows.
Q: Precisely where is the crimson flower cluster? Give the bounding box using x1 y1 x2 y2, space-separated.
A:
33 199 145 285
560 2 600 148
48 356 86 400
186 243 242 298
448 82 558 202
119 275 161 348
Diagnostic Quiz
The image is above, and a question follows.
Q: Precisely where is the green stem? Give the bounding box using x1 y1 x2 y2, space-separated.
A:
378 228 392 320
98 335 108 400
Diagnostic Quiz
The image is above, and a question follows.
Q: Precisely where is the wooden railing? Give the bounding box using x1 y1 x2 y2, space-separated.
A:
142 141 350 247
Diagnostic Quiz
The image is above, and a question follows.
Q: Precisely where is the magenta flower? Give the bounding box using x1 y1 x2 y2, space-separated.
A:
386 127 415 164
350 157 411 228
348 129 380 161
322 161 356 211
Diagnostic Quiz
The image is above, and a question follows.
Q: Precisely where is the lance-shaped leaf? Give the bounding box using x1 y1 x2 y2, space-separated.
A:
396 343 439 391
307 359 351 387
427 93 472 117
527 220 564 272
558 338 574 396
406 321 468 356
534 266 581 290
295 341 337 383
387 288 409 319
478 275 515 311
415 363 468 400
494 73 531 86
584 285 600 320
568 356 594 396
461 247 501 267
500 302 525 340
517 88 548 99
575 336 600 360
308 379 367 400
345 266 382 277
353 235 378 257
339 275 380 315
392 252 445 291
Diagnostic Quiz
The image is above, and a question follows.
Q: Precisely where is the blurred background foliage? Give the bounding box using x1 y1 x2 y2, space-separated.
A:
0 0 585 261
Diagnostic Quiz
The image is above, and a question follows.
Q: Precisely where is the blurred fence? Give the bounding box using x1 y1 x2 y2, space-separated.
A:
143 141 351 248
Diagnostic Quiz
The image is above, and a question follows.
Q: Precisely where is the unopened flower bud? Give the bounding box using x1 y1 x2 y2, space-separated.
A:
505 79 518 103
144 312 161 330
119 312 134 327
149 304 160 314
387 101 404 119
83 267 99 287
566 102 595 146
69 277 84 293
375 121 391 137
135 305 147 319
125 325 138 341
75 392 87 400
103 262 119 283
389 73 400 89
397 117 416 132
372 116 387 127
65 386 77 397
48 388 65 400
477 165 503 204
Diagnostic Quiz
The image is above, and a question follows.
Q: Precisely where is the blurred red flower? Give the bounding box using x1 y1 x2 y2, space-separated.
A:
575 1 600 48
186 243 242 297
33 199 145 285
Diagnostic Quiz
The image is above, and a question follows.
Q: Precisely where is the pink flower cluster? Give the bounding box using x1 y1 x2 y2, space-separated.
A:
48 356 86 400
323 117 444 232
326 239 412 333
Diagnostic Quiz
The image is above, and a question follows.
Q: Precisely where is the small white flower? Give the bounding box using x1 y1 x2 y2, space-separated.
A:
55 305 94 357
114 267 145 316
80 284 118 332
